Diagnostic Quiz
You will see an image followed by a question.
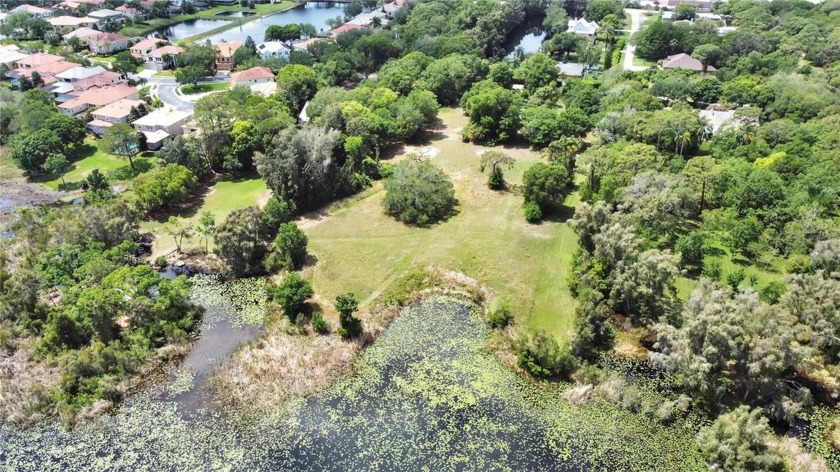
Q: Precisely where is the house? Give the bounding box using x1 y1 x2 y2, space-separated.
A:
57 0 106 8
293 37 325 52
88 32 129 54
48 16 98 28
664 0 713 12
145 45 183 71
328 23 366 37
87 97 145 134
10 4 54 18
214 40 242 70
256 41 290 59
63 27 101 40
556 61 586 77
382 0 406 18
699 108 736 134
49 82 79 102
567 18 599 37
131 38 167 58
718 26 737 36
132 108 193 149
88 9 124 27
55 65 106 83
0 45 29 70
347 10 389 27
58 84 139 115
72 70 123 90
115 5 142 19
662 52 715 72
14 52 64 69
230 66 274 88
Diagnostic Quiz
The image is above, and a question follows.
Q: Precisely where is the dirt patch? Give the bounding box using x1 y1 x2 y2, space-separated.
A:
0 179 62 214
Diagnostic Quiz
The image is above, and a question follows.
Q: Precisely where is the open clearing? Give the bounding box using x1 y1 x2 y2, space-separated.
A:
302 108 579 340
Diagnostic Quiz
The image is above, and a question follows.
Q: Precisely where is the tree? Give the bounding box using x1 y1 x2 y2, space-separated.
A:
101 123 141 169
460 80 522 145
586 0 623 22
273 273 313 320
215 206 269 277
112 51 141 76
522 163 572 212
692 44 722 73
9 128 62 175
633 21 681 60
674 3 697 20
174 64 206 87
335 292 362 339
44 154 71 187
44 114 87 149
570 289 615 361
383 158 456 226
521 107 590 148
276 64 319 113
417 54 487 106
266 222 308 271
196 212 215 253
697 407 785 472
132 164 198 212
164 216 192 253
85 169 113 201
479 151 515 190
514 330 577 378
675 231 705 270
514 53 558 94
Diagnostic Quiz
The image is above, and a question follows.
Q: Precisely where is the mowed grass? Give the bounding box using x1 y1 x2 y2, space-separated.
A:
37 138 158 190
302 108 580 340
181 82 229 95
140 174 268 255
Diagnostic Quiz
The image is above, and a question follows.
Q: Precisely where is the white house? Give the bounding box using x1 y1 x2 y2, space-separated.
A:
88 9 125 27
256 41 291 59
230 66 274 88
10 4 54 18
88 32 129 54
132 108 193 149
144 45 183 71
567 18 599 37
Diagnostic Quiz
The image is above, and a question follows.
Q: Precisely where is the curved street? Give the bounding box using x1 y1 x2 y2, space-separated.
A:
144 73 231 111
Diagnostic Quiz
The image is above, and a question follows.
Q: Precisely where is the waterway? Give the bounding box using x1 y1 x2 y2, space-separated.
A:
146 18 229 41
203 2 346 44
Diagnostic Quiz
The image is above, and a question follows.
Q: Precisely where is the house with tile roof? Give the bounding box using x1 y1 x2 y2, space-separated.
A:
0 45 29 70
87 97 145 134
63 27 101 40
58 84 139 115
130 38 166 58
88 32 129 54
230 66 274 88
133 108 193 149
214 40 242 70
72 70 124 90
55 65 107 83
10 4 54 18
48 15 97 28
145 45 184 71
9 60 79 87
661 53 715 72
14 52 64 69
664 0 713 12
328 23 366 37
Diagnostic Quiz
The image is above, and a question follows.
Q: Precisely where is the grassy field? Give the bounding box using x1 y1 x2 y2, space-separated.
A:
119 2 295 39
675 245 785 299
36 138 158 190
181 82 229 94
140 174 269 254
300 108 579 340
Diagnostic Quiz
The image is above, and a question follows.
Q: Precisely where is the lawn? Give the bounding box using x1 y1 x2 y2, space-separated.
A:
300 108 580 340
181 82 229 94
675 245 785 300
37 138 159 190
140 174 269 254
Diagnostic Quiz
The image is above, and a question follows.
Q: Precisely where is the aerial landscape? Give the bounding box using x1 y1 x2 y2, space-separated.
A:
1 0 840 469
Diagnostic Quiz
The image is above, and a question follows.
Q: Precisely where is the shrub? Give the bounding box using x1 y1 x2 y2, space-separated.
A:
383 158 456 225
488 299 512 328
524 201 542 222
154 256 167 269
273 273 313 321
335 293 362 339
311 312 329 334
265 222 308 272
522 162 572 212
514 330 577 379
132 164 198 212
262 196 296 233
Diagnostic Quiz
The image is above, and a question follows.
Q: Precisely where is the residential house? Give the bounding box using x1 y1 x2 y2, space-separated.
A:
293 37 325 52
9 60 80 87
664 0 712 12
328 23 366 37
88 32 129 54
55 65 107 83
567 18 599 37
661 52 715 72
48 16 98 28
256 41 290 59
10 4 54 18
131 38 167 58
63 27 101 40
57 0 106 8
14 52 64 69
115 5 143 19
382 0 406 18
132 108 193 149
87 97 145 134
58 84 139 115
556 61 586 77
699 108 736 134
145 45 183 71
230 65 274 88
347 10 389 27
0 45 29 71
72 70 123 90
88 9 125 27
718 26 737 36
214 40 242 70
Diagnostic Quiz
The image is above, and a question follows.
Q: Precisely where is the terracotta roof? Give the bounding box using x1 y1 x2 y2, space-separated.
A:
72 70 122 90
89 32 128 43
63 27 101 39
130 38 164 51
86 119 114 128
15 52 64 68
48 15 96 26
329 23 366 37
92 98 144 119
231 66 274 82
59 84 138 110
147 45 184 58
214 40 243 58
11 4 53 15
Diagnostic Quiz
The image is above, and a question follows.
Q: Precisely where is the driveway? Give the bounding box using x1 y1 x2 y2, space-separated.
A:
145 72 230 112
622 9 650 72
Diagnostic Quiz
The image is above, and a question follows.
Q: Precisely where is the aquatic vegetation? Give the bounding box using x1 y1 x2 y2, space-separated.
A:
0 296 705 470
189 274 270 327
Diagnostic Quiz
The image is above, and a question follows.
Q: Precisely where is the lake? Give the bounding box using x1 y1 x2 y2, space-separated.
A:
0 293 706 470
203 2 346 45
146 18 229 41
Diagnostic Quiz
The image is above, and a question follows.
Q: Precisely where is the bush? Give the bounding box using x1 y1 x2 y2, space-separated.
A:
311 312 329 334
524 201 542 222
335 293 362 339
488 299 512 328
522 163 572 212
262 196 296 233
383 158 456 225
273 273 313 321
265 222 308 272
514 330 577 379
132 164 198 212
154 256 167 269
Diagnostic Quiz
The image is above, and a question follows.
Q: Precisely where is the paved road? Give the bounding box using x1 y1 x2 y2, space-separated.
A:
144 73 231 111
622 9 650 72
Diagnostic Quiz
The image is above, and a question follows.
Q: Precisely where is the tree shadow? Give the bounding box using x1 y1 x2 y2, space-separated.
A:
107 157 156 181
541 202 577 223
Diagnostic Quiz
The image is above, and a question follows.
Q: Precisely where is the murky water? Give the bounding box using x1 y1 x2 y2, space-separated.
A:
0 296 705 471
203 2 346 44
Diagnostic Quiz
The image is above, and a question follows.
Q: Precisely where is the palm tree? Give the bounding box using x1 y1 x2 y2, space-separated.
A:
676 130 692 156
371 16 382 28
